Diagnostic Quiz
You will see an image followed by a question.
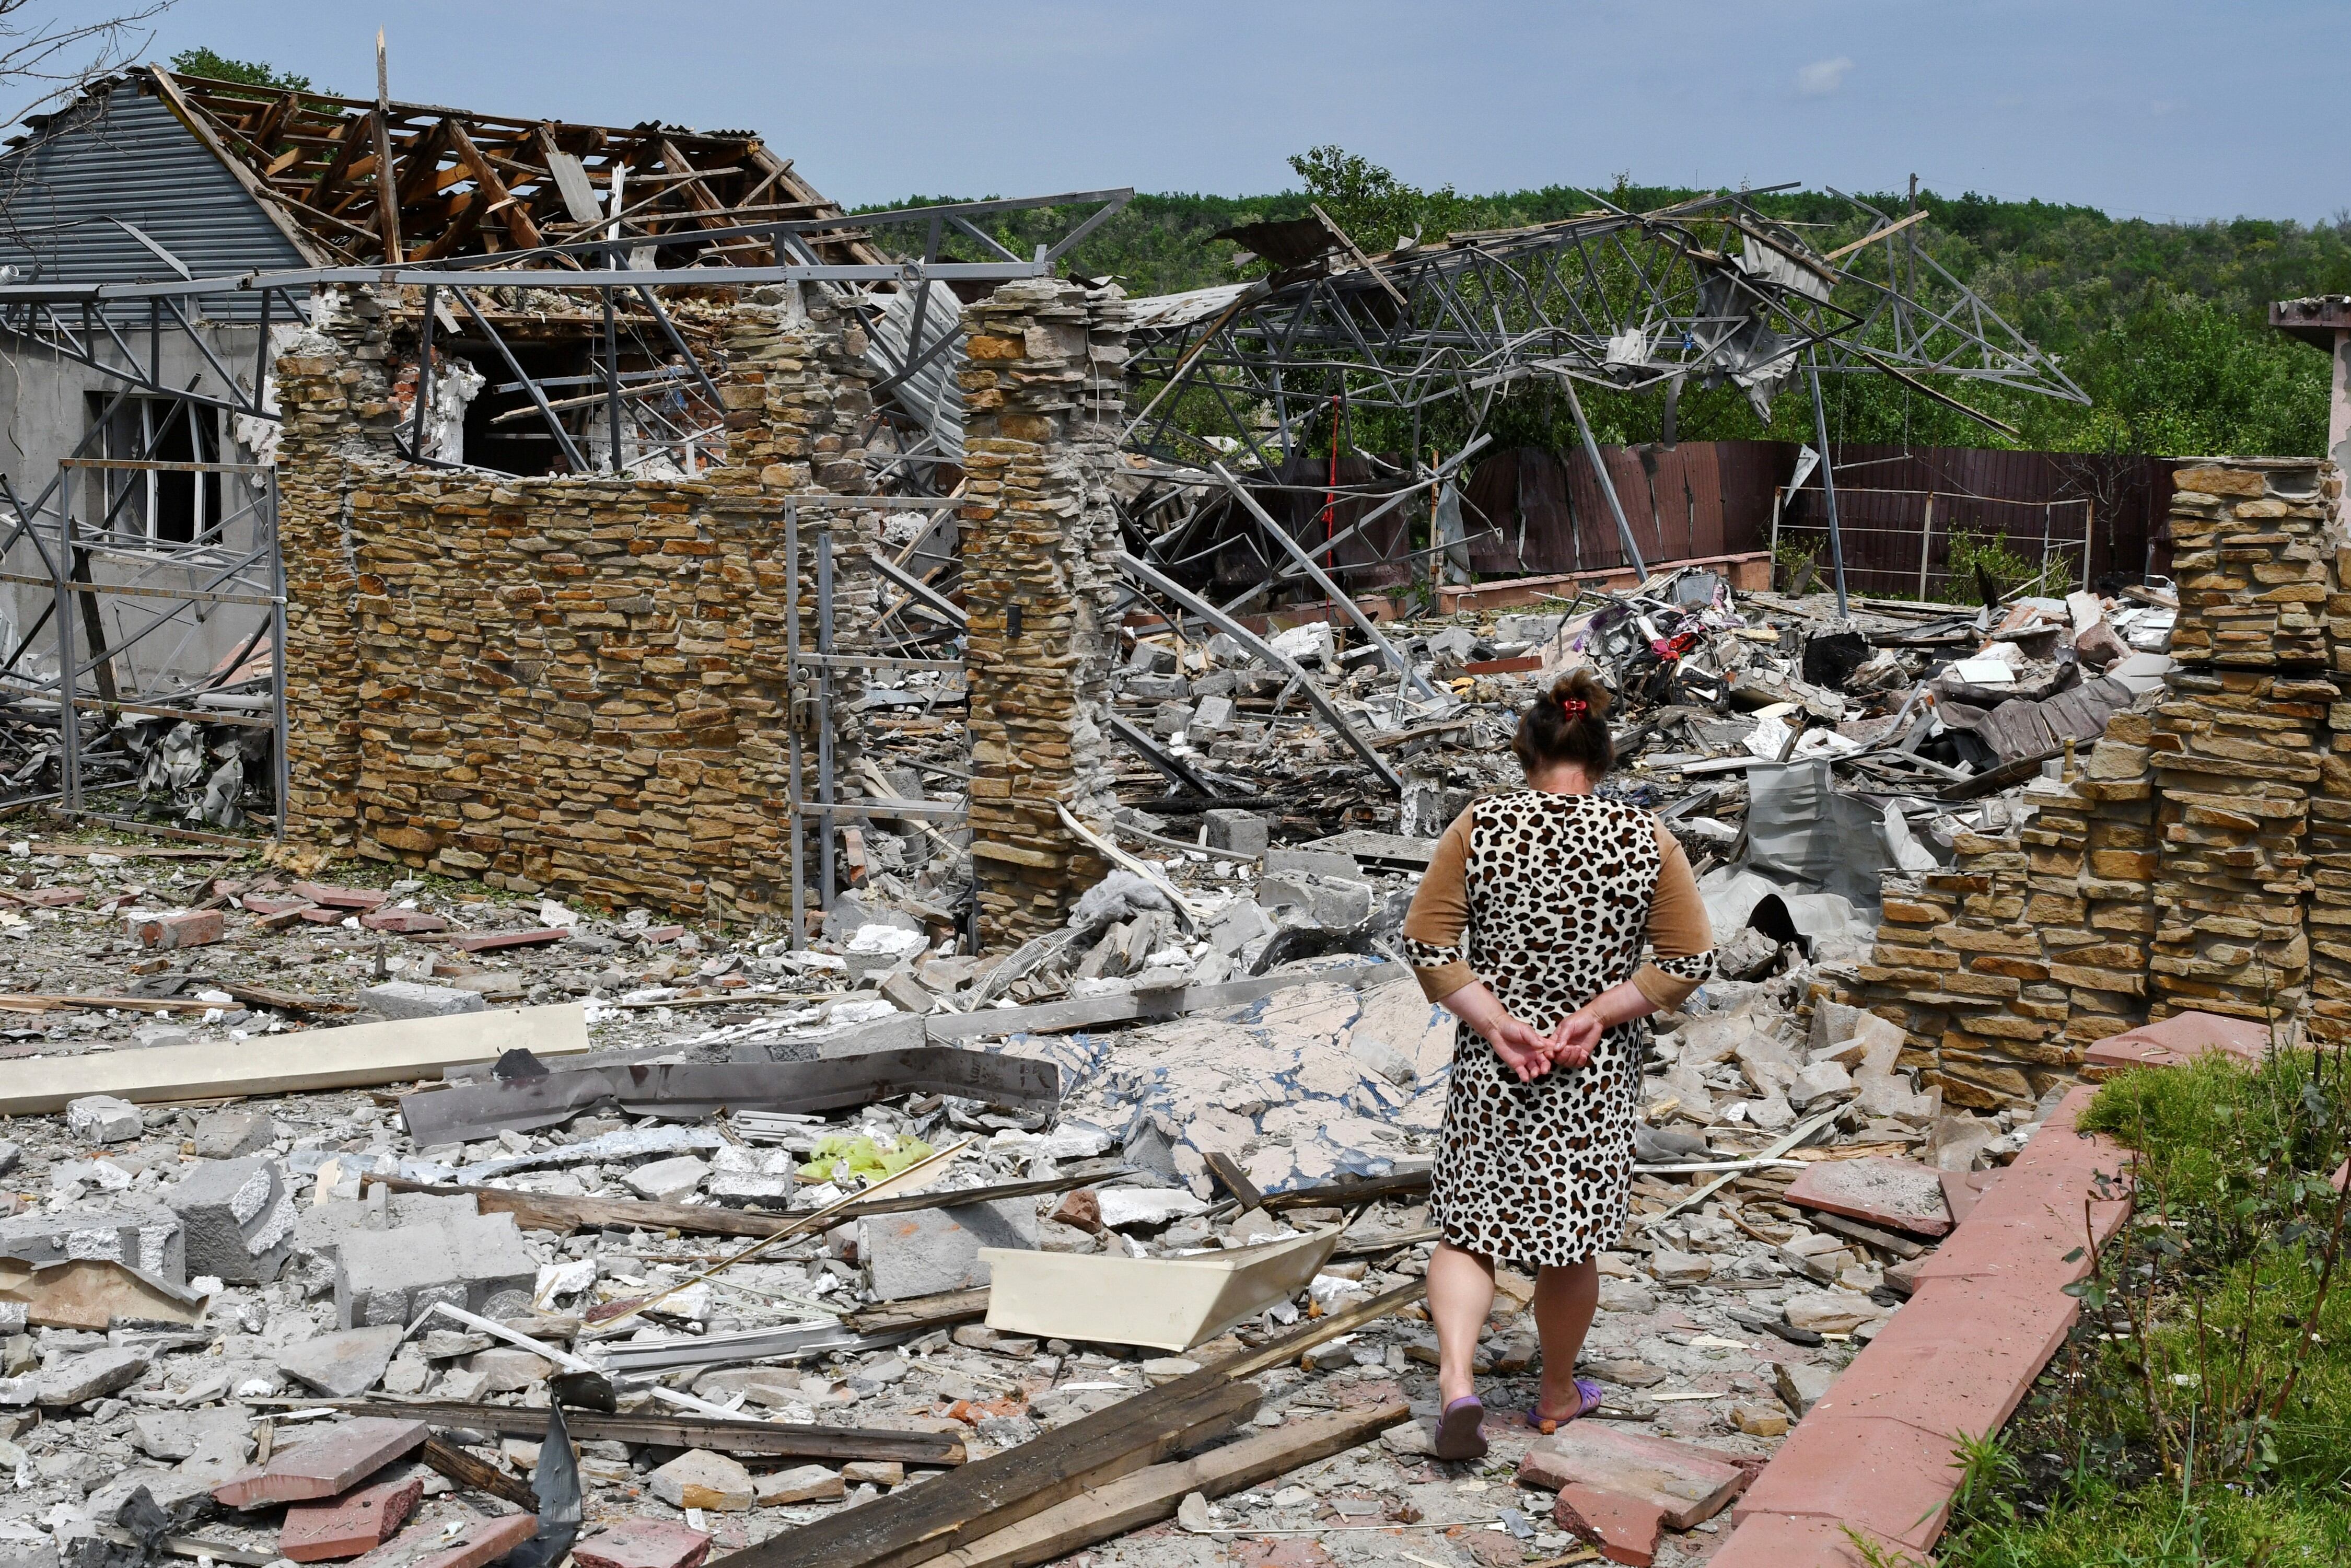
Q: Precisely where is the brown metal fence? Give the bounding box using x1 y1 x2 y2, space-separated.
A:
1460 440 2171 593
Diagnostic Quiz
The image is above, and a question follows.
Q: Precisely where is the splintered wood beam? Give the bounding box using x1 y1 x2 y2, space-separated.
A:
420 189 488 260
392 120 453 210
310 112 371 212
658 138 771 264
447 119 544 251
371 36 401 263
742 141 888 269
250 90 300 153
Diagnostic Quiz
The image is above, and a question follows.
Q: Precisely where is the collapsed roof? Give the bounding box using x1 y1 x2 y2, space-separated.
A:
9 65 880 272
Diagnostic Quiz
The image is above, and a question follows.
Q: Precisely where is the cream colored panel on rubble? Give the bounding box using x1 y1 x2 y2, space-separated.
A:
978 1226 1341 1351
0 1003 590 1114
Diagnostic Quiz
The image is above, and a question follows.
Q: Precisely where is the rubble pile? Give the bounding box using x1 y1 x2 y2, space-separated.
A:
0 826 2069 1568
0 550 2195 1568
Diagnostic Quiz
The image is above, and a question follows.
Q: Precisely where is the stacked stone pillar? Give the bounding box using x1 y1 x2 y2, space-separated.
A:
958 278 1131 945
2148 462 2337 1026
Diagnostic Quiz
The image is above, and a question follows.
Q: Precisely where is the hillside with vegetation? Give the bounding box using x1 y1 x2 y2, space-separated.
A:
899 148 2348 461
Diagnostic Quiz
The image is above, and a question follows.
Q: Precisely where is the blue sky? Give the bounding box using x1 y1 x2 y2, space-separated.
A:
102 0 2345 222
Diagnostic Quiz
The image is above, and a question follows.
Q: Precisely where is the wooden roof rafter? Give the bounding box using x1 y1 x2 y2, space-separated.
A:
146 66 881 272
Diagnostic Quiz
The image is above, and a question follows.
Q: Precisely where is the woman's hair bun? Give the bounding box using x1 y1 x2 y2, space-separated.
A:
1545 669 1612 717
1513 666 1614 776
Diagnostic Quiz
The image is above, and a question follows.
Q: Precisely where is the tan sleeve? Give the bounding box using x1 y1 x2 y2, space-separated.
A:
1399 807 1476 1003
1631 822 1716 1011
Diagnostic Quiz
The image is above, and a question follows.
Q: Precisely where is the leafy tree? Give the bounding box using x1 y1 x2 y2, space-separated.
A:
1286 144 1463 253
166 47 316 93
883 162 2345 461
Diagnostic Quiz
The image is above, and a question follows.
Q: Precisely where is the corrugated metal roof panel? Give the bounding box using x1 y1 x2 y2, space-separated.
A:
865 285 964 460
0 78 306 323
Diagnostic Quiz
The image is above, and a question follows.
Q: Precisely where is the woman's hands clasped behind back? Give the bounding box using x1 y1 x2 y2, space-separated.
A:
1476 1004 1601 1082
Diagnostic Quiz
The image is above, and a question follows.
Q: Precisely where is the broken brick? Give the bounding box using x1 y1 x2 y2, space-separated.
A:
359 909 449 934
280 1471 423 1562
292 882 392 910
1785 1156 1953 1239
242 893 317 916
571 1520 712 1568
352 1506 536 1568
214 1417 429 1507
1554 1483 1666 1566
126 909 223 950
1516 1424 1750 1529
448 928 570 952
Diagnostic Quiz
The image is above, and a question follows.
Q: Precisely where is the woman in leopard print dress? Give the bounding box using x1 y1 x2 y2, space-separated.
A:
1398 669 1714 1460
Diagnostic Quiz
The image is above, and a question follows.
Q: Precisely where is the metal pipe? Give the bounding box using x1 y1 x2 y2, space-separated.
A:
786 500 804 949
53 477 77 813
1209 461 1436 701
1557 374 1647 581
1806 353 1851 618
602 245 623 471
408 284 436 459
816 529 835 910
451 286 588 472
267 468 288 839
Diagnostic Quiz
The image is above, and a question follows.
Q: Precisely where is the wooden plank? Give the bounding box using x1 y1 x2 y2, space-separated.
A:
360 1170 1093 1239
926 963 1392 1042
446 119 543 250
845 1288 993 1337
709 1378 1261 1568
1259 1170 1432 1212
417 1436 535 1508
712 1282 1424 1568
1202 1152 1264 1211
929 1402 1407 1568
262 1401 965 1465
0 1004 590 1116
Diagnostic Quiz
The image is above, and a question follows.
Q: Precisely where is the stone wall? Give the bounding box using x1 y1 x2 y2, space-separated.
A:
959 279 1131 945
275 285 883 923
1854 456 2347 1106
1854 739 2157 1110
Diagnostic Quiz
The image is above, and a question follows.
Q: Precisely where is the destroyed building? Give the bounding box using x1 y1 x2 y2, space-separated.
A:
0 63 2338 1568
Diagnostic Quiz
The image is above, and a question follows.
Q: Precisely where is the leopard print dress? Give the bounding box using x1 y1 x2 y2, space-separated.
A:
1400 791 1714 1268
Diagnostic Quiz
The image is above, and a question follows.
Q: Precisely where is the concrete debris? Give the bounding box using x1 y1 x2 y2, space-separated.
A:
0 557 2182 1568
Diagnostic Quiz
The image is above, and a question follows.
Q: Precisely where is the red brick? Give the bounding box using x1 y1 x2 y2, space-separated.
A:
1515 1424 1749 1529
1939 1169 1996 1226
1731 1415 1960 1551
214 1418 429 1507
1785 1156 1953 1238
243 893 317 916
449 928 569 952
126 909 224 950
360 909 449 934
280 1473 423 1561
572 1519 713 1568
2083 1008 2270 1075
1703 1512 1902 1567
352 1506 536 1568
1553 1484 1664 1565
293 881 392 910
301 907 352 924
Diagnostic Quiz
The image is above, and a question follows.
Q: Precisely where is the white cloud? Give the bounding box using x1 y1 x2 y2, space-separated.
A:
1796 56 1855 97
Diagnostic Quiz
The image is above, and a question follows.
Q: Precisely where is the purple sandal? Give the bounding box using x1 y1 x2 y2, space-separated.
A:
1526 1377 1605 1434
1433 1395 1488 1461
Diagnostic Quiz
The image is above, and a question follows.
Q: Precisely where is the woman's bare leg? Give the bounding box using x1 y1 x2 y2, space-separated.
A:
1427 1241 1497 1406
1531 1258 1601 1414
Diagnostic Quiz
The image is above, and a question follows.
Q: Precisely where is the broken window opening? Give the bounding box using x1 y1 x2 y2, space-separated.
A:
86 394 220 546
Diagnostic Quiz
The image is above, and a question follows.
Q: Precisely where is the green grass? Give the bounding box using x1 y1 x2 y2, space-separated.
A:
1928 1049 2351 1568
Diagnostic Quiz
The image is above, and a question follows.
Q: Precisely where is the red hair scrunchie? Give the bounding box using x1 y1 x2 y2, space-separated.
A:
1556 699 1588 719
